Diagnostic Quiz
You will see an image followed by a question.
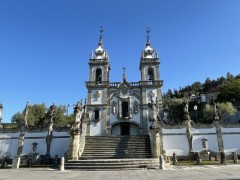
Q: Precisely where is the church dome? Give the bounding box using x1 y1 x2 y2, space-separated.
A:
144 44 154 55
95 45 104 57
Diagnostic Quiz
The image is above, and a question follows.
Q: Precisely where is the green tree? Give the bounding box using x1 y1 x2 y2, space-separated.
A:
165 98 183 123
28 104 47 127
218 78 240 105
11 104 72 128
203 102 237 122
11 112 24 124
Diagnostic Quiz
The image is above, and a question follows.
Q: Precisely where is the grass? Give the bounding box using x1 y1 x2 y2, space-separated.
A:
173 160 237 166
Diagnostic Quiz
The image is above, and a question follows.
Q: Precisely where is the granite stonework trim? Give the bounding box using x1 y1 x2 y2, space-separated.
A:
0 136 70 140
162 121 240 129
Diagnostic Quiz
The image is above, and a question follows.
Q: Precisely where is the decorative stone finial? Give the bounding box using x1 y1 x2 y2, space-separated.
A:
99 26 104 46
146 27 151 46
122 67 126 81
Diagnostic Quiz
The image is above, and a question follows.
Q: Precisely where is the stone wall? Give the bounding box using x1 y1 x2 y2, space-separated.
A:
0 128 70 159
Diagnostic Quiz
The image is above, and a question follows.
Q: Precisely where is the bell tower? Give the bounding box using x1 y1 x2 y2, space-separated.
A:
85 27 110 135
139 29 163 133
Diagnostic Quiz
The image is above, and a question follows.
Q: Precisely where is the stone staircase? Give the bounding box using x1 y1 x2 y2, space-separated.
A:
65 135 159 170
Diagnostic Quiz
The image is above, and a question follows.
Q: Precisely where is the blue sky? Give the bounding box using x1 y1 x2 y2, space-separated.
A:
1 0 240 122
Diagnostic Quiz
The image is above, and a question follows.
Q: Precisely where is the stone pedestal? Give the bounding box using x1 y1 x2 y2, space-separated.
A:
232 152 238 164
149 129 161 158
200 150 210 161
68 132 80 160
159 155 165 170
12 156 20 169
59 157 64 171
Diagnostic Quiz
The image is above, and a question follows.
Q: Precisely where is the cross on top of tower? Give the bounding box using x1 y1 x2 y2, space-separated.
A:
146 27 151 45
100 26 104 35
122 67 126 81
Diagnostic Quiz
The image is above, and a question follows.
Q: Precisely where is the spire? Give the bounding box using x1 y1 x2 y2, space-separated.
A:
146 27 151 46
94 27 106 59
98 26 104 47
122 67 126 81
142 28 154 58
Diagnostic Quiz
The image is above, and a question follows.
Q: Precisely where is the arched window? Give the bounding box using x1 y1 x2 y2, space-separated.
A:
96 68 102 83
148 67 154 81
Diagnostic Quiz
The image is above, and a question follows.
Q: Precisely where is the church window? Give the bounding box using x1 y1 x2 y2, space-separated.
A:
96 68 102 83
148 67 154 81
95 110 100 120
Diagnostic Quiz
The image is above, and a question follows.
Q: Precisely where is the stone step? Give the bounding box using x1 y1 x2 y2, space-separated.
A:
66 135 153 170
67 158 157 163
65 158 159 170
85 144 150 150
80 156 152 159
82 149 150 152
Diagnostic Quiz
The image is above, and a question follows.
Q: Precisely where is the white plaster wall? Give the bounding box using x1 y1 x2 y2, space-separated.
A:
22 131 48 155
50 131 70 157
0 132 20 138
22 131 70 157
112 124 120 135
22 138 46 155
25 131 48 137
91 89 103 104
222 134 240 154
221 127 240 133
162 128 186 134
192 127 216 133
0 132 20 158
193 134 218 152
163 135 189 156
130 124 139 135
90 121 102 136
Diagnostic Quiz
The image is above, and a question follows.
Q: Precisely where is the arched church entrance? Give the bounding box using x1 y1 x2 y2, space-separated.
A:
121 123 130 135
111 122 139 136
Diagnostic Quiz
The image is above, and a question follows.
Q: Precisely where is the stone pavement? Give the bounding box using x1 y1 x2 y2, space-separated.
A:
0 165 239 180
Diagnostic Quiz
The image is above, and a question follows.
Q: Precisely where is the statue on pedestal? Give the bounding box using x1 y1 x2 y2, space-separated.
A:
45 103 56 158
148 97 161 129
183 100 193 153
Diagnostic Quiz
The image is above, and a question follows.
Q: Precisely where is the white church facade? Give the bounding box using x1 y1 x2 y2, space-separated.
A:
85 30 163 136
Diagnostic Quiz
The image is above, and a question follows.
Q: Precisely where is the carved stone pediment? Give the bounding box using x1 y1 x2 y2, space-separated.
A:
119 82 131 96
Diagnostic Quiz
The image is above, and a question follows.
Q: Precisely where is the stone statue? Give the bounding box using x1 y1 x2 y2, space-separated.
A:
24 102 30 126
183 100 190 120
185 119 193 153
202 138 208 149
47 103 56 136
111 102 117 115
74 101 82 123
212 97 219 120
71 100 83 133
45 103 56 156
148 97 161 129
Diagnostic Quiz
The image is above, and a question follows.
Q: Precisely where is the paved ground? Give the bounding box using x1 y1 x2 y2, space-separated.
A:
0 165 240 180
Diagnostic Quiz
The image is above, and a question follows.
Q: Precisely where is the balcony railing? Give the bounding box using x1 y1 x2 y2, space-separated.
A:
85 81 110 87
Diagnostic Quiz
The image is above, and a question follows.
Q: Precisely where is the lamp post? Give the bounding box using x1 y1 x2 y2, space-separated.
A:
194 105 198 124
66 104 71 116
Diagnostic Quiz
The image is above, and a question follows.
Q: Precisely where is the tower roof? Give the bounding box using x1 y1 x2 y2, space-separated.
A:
142 28 158 59
93 27 108 59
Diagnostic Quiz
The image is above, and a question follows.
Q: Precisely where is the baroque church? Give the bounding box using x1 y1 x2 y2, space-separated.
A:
85 30 163 136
